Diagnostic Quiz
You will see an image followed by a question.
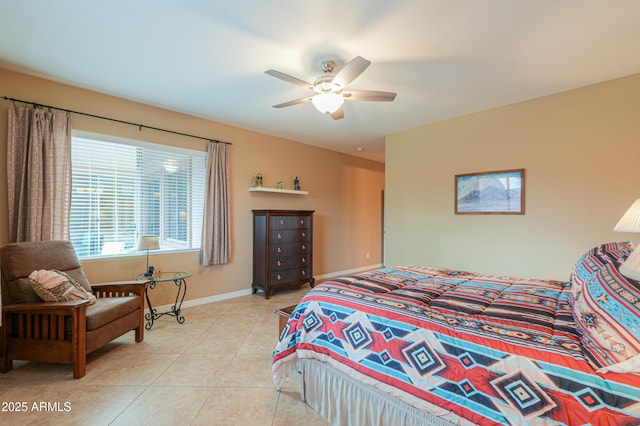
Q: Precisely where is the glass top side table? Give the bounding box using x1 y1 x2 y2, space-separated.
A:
137 271 191 330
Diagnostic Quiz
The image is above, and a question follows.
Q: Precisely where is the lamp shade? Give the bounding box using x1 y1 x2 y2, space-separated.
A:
613 199 640 232
137 236 160 251
311 93 344 114
613 199 640 280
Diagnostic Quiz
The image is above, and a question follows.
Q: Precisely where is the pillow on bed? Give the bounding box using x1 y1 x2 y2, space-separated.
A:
569 241 633 303
29 269 96 305
572 260 640 373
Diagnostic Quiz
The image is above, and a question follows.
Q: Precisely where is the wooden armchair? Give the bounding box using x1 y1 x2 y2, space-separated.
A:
0 240 147 378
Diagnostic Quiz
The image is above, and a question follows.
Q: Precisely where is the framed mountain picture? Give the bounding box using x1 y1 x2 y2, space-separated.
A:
455 169 525 214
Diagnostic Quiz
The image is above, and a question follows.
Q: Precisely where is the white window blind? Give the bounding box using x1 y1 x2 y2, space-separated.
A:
70 135 206 259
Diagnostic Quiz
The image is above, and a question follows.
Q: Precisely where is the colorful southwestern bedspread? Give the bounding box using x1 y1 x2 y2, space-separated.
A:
273 265 640 425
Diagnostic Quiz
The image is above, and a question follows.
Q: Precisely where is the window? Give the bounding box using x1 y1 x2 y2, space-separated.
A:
70 134 206 259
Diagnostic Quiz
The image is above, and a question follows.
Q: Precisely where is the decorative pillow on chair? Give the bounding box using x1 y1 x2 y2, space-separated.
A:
572 260 640 373
29 269 96 305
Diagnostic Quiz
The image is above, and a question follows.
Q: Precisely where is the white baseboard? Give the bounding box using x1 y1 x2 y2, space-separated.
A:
146 288 253 314
314 263 382 282
146 263 382 313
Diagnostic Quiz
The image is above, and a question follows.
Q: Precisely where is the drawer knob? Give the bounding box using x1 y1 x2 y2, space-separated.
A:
302 257 306 263
300 219 304 225
280 219 284 225
302 270 306 276
277 233 282 239
301 232 306 238
302 244 306 250
277 247 281 253
277 274 282 280
277 260 282 266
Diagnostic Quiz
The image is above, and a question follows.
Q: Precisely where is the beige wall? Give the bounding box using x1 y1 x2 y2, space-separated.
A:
0 68 384 307
385 73 640 281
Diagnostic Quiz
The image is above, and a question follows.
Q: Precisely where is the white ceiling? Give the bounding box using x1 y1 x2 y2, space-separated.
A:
1 1 640 163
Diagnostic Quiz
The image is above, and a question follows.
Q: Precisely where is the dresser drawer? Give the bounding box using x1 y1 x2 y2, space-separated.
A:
269 254 311 271
269 267 312 285
269 242 311 257
270 215 311 230
269 229 310 243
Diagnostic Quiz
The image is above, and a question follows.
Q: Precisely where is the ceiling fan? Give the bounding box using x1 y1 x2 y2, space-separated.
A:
265 56 396 120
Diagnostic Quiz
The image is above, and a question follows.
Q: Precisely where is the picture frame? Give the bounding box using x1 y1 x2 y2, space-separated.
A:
455 169 525 215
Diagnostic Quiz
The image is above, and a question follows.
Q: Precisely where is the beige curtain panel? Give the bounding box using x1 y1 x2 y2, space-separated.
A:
7 102 72 242
200 142 231 265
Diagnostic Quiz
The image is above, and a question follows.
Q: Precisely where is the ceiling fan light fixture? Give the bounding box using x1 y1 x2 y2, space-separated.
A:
311 93 344 114
266 55 395 120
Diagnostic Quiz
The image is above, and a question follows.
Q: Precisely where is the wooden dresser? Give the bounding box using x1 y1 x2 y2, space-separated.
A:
252 209 315 299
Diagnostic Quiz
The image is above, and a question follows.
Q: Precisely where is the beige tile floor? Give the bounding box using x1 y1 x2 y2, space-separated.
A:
0 286 328 426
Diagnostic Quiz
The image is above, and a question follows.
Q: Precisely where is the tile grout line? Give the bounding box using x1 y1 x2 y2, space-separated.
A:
109 317 214 425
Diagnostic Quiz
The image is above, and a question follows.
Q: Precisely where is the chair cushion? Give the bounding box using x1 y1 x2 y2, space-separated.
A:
1 240 93 305
29 269 96 305
6 277 42 304
86 297 140 331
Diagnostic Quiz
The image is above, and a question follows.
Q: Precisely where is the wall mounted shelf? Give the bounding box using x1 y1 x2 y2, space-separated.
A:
248 187 308 195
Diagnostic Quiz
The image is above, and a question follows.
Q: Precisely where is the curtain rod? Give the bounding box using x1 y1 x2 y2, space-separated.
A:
2 96 232 145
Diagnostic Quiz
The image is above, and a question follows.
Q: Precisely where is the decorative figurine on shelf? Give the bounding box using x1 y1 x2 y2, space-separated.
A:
294 176 301 190
277 181 283 189
255 172 263 187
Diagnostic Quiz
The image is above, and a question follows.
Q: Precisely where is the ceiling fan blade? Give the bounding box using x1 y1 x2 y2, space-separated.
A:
342 90 397 102
265 70 314 90
272 97 312 108
330 105 344 120
332 56 371 89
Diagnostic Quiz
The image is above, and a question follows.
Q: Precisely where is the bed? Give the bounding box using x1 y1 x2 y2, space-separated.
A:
273 242 640 425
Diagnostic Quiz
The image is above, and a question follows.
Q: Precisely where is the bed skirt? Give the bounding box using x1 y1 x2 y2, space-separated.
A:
297 359 472 426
